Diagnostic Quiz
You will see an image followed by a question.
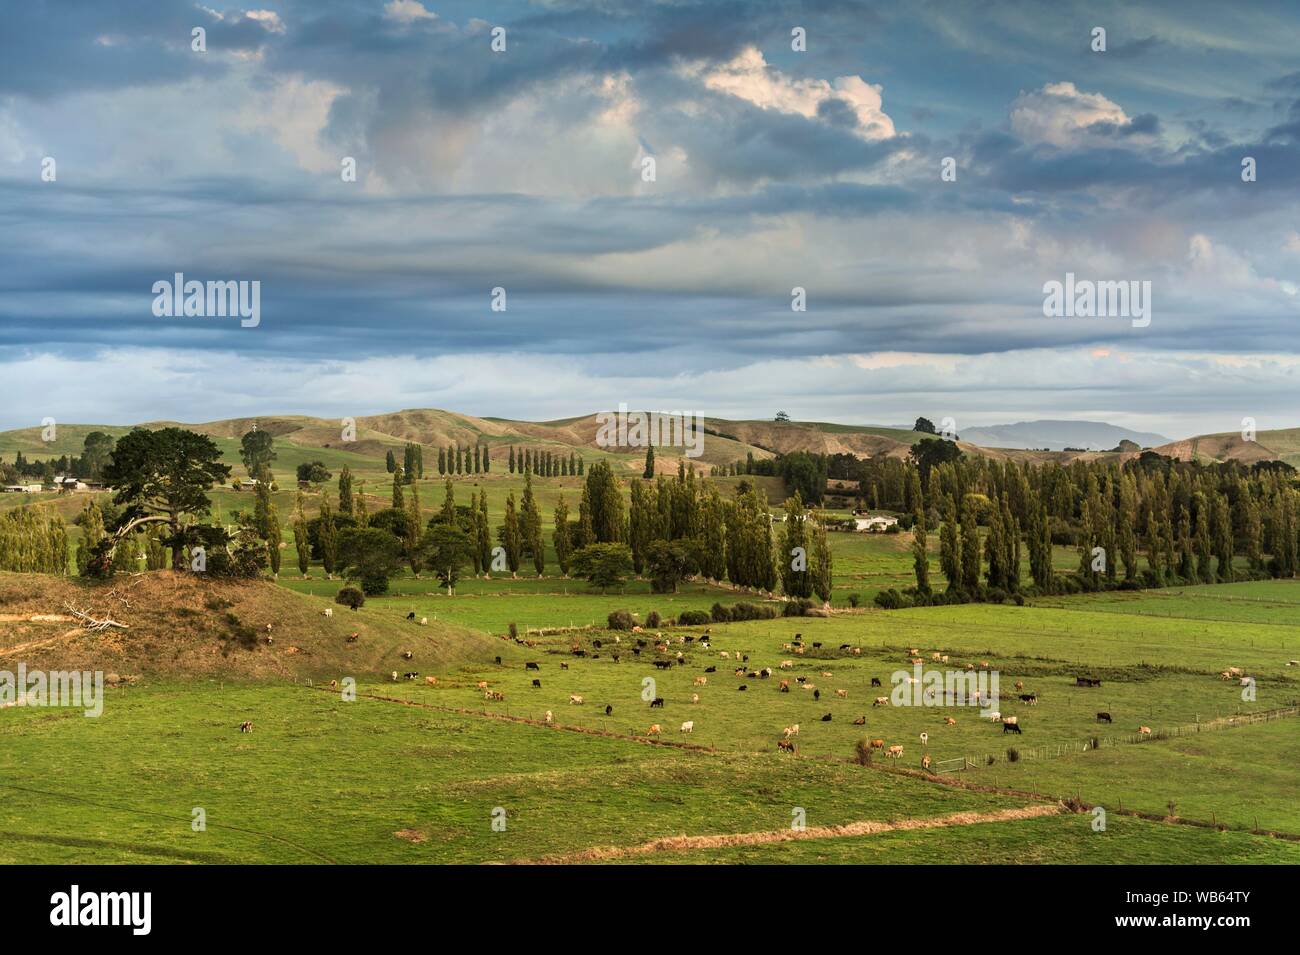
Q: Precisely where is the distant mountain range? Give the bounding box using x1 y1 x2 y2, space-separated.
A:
944 420 1171 452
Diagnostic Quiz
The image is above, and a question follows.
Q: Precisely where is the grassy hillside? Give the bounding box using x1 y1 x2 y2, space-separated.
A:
0 571 496 681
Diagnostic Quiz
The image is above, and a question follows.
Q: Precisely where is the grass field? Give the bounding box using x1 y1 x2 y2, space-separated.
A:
1 569 1298 863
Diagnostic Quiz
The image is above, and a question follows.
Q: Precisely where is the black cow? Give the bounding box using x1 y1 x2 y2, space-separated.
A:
737 685 748 692
1019 693 1037 705
705 666 716 673
605 704 613 716
1002 721 1022 734
636 639 648 648
633 648 642 656
406 612 416 620
820 713 832 722
839 644 851 650
654 660 671 670
525 662 540 671
560 662 569 670
650 697 665 708
531 679 541 688
494 656 502 665
813 689 820 701
812 642 822 649
403 672 419 680
572 649 586 657
1096 712 1112 723
593 640 602 649
871 677 882 688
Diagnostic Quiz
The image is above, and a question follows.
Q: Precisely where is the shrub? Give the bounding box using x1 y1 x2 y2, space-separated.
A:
854 738 873 766
1006 748 1020 763
782 598 814 617
646 610 661 628
730 602 777 621
334 586 364 610
847 593 861 608
607 609 635 631
677 610 711 626
508 622 518 639
710 602 732 623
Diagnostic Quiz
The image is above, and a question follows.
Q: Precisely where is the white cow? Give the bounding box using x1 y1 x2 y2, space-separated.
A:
680 721 694 734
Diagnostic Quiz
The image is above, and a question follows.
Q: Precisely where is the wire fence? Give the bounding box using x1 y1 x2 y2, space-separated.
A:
934 701 1300 772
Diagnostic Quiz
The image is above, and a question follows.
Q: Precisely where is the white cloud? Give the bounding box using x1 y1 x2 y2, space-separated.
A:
692 47 895 141
1009 81 1142 147
384 1 438 25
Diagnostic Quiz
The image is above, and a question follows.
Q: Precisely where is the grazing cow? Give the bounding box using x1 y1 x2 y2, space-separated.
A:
484 690 503 701
1138 726 1152 735
425 676 438 686
908 648 919 656
737 685 748 692
239 721 253 733
1019 693 1037 705
345 632 359 642
796 676 807 684
779 680 790 693
650 697 665 708
939 655 948 663
870 739 884 750
734 668 746 678
525 662 540 671
323 608 333 618
841 644 852 651
646 724 661 737
593 639 602 649
853 647 863 656
560 662 569 670
873 697 889 707
820 671 833 679
886 745 903 760
420 617 428 626
544 710 553 723
932 652 941 661
812 643 821 650
1239 676 1252 687
835 689 848 699
680 721 694 734
694 676 708 687
852 715 866 726
986 711 1001 722
720 651 730 659
1002 721 1022 734
705 666 716 673
777 739 796 753
920 732 929 745
531 679 542 688
1096 712 1112 723
870 677 882 688
406 672 420 681
569 694 584 705
477 681 489 690
820 713 832 722
813 689 820 701
406 612 415 621
655 661 672 670
910 657 923 666
780 660 794 670
783 724 800 738
403 651 413 660
495 656 502 665
943 717 956 726
1289 660 1300 667
1075 676 1102 687
390 671 399 682
921 754 932 771
1002 716 1018 725
691 693 699 704
980 660 990 669
1014 681 1024 691
605 704 613 716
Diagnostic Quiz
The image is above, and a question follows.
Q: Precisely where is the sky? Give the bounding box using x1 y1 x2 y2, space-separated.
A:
2 0 1299 439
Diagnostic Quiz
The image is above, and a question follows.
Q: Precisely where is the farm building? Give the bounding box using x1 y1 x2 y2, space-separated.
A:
1 484 43 493
853 514 898 533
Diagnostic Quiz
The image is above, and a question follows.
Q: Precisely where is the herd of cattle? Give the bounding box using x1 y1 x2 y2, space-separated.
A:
314 613 1259 766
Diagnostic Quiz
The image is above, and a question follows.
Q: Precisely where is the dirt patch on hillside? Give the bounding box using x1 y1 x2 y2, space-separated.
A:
508 803 1063 864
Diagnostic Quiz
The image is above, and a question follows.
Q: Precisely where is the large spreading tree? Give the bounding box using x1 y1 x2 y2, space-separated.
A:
100 427 232 571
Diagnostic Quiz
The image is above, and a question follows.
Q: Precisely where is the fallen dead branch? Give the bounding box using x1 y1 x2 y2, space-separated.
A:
62 602 129 632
